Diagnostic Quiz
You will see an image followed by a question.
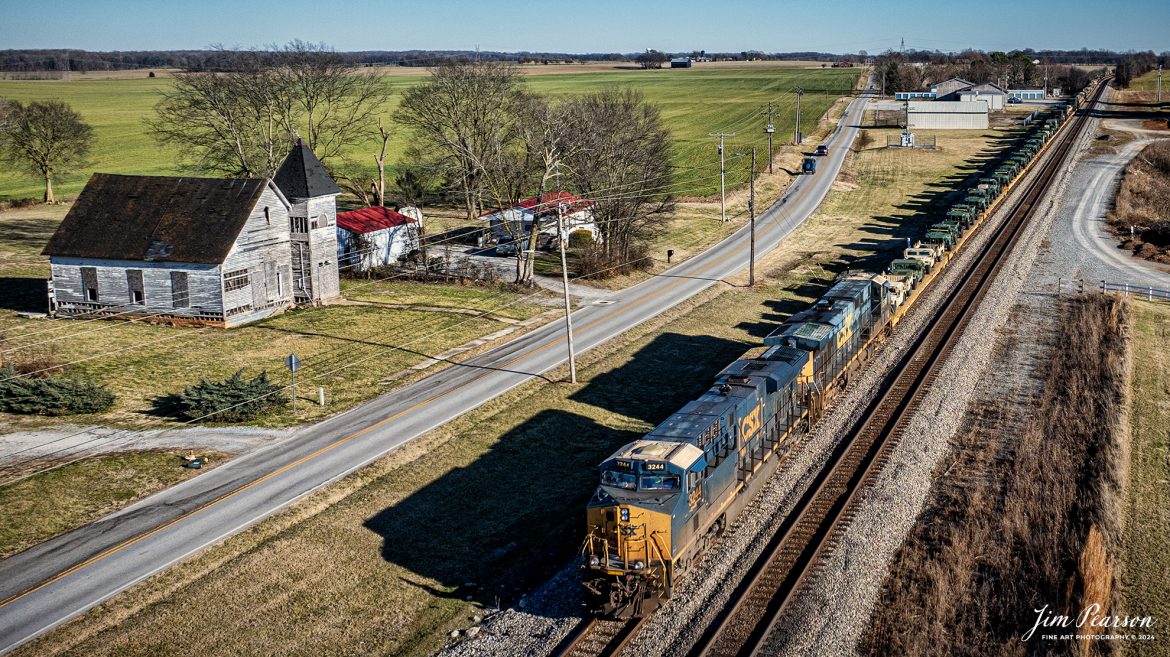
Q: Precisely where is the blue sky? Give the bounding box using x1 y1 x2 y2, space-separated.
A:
1 0 1166 53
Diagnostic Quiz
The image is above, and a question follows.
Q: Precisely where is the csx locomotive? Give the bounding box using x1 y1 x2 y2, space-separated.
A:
579 92 1086 618
581 274 902 617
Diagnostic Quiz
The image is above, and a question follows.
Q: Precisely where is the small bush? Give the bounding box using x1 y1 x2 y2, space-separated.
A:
160 370 284 422
568 230 594 249
0 366 115 415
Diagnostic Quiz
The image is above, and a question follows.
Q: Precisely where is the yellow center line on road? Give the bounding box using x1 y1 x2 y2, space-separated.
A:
0 109 850 612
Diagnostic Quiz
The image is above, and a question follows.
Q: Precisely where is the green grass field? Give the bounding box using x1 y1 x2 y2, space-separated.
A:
1126 68 1168 93
1121 302 1170 656
0 66 858 200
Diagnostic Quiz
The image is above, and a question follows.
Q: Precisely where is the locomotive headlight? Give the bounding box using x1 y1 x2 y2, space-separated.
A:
589 556 600 567
634 561 645 571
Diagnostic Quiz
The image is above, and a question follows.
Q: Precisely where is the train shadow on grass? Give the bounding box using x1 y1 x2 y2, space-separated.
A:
363 332 749 611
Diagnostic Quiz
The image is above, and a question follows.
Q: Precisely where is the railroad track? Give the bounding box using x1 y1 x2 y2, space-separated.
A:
685 79 1109 657
551 617 644 657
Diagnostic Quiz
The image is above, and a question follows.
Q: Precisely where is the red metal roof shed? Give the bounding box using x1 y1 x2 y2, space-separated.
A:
336 206 416 235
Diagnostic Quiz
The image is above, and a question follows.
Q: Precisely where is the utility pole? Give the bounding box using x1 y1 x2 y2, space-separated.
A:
793 88 804 145
555 201 578 384
749 147 757 287
1158 65 1163 103
709 132 735 222
764 101 775 174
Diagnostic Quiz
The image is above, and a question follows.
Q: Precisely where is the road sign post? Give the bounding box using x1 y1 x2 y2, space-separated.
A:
284 354 301 411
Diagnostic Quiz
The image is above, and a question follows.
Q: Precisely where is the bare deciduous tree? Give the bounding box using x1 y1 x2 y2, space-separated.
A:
148 42 389 178
149 52 289 177
0 99 93 203
274 40 389 163
394 60 526 221
561 89 673 273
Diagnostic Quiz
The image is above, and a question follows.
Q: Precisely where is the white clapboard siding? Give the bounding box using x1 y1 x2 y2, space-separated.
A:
50 257 223 321
220 185 296 326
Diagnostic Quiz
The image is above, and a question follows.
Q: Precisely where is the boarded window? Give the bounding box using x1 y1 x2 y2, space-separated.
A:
81 267 98 302
265 261 278 301
126 270 144 304
310 216 320 230
224 269 249 291
171 271 189 308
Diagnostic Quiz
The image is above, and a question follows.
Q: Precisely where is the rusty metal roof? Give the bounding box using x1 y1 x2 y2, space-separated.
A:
42 173 269 264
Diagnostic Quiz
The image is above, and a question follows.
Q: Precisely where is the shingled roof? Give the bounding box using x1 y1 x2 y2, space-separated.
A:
273 140 342 199
42 174 277 264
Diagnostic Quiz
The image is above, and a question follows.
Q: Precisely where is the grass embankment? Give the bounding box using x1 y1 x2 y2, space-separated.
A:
1108 140 1170 263
1120 302 1170 656
861 296 1131 657
0 66 857 201
13 116 1008 657
0 450 227 559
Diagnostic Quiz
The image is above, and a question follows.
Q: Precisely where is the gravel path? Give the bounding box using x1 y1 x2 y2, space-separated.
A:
0 425 290 467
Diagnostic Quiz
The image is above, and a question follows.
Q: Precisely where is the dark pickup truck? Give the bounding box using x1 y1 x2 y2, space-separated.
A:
814 144 829 156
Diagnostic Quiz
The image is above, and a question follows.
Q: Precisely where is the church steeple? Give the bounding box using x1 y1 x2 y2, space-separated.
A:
273 139 341 200
275 138 342 306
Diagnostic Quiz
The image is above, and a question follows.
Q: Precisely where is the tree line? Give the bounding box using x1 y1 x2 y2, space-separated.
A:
876 50 1100 95
1113 51 1167 88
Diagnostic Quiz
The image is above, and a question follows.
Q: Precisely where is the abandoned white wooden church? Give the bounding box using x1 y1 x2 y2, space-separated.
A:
42 141 343 327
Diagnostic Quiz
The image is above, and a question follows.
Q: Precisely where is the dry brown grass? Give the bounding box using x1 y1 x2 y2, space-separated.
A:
860 296 1131 657
1109 140 1170 263
1118 302 1170 657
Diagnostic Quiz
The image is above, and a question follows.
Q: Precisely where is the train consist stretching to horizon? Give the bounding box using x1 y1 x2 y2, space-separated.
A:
579 86 1096 619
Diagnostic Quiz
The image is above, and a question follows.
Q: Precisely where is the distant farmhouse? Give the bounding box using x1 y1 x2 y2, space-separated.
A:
42 141 342 327
481 192 598 255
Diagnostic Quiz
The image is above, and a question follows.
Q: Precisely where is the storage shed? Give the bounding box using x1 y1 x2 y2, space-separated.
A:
907 101 989 130
336 206 421 271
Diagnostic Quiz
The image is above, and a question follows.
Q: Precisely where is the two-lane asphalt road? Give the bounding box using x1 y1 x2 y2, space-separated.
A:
0 92 870 655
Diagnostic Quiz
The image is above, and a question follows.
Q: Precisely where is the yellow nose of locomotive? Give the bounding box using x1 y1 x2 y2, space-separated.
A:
582 504 674 617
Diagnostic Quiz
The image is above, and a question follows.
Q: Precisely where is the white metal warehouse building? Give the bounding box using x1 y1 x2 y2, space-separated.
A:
907 101 989 129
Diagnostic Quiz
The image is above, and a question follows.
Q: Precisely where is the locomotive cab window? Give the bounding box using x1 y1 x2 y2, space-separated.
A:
600 469 636 490
640 474 680 491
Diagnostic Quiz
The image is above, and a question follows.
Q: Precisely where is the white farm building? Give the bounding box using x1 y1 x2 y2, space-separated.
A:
42 142 343 327
906 101 989 130
481 192 598 255
336 206 421 271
